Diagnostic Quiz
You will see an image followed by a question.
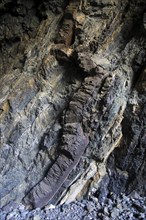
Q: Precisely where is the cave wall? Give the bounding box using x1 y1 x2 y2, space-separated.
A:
0 0 146 210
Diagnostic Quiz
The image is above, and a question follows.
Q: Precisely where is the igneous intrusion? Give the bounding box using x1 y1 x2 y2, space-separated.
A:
0 0 146 211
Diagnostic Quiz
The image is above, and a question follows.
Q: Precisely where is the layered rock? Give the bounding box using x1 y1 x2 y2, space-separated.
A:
0 0 146 210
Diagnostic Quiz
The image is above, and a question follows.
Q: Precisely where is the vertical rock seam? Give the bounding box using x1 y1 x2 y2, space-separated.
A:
23 123 89 208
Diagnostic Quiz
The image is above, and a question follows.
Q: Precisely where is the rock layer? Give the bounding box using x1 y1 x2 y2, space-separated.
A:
0 0 146 210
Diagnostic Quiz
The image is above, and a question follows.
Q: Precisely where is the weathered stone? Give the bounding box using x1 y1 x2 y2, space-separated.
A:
0 0 146 211
23 123 89 208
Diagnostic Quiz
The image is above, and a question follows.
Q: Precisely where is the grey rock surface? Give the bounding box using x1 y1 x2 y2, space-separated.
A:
0 0 146 213
0 193 146 220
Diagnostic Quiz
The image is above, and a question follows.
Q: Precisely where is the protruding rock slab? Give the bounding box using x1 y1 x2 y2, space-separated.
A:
23 123 89 208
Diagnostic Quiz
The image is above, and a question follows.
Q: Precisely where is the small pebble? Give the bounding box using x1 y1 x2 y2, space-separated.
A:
104 206 109 215
33 215 41 220
86 203 94 212
103 217 110 220
111 207 119 218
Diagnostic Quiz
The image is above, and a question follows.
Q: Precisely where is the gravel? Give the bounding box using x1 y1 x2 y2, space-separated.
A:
0 193 146 220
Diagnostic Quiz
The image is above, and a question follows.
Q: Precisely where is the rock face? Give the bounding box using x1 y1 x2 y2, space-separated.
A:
0 0 146 210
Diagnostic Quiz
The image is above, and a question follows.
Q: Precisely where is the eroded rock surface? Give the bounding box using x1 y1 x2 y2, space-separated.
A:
0 0 146 210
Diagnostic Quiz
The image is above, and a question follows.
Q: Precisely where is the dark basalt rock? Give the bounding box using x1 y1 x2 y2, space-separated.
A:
23 123 89 208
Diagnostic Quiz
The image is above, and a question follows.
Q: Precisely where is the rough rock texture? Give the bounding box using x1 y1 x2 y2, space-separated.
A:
0 0 146 212
1 193 146 220
105 70 146 197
